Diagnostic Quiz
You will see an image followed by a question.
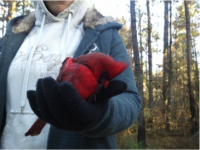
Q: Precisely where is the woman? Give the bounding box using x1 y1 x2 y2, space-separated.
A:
0 0 141 149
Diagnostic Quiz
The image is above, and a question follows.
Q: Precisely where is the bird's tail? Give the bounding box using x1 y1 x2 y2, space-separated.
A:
25 118 46 136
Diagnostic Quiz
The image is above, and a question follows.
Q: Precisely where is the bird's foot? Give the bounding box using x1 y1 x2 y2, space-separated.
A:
87 91 99 103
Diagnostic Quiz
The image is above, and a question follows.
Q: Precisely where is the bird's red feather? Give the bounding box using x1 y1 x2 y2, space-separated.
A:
73 52 129 81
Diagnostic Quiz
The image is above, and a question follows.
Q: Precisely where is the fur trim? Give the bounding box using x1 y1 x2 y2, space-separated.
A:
11 8 116 34
84 8 116 29
12 12 35 34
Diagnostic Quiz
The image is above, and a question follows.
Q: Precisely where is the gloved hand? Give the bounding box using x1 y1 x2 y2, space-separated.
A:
27 77 127 132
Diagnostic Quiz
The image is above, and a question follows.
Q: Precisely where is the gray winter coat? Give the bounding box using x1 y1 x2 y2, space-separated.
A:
0 8 141 149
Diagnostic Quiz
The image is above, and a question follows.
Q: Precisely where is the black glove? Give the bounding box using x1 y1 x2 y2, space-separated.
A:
27 77 127 131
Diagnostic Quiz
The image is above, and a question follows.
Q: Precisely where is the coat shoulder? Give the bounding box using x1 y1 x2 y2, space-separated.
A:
83 8 116 29
10 12 35 34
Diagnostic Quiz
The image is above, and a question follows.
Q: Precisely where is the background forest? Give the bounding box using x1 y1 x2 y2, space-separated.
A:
0 0 199 149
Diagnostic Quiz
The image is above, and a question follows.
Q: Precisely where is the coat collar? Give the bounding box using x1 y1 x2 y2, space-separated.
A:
11 8 116 34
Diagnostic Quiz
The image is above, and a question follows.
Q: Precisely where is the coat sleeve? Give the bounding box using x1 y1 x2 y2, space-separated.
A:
0 37 3 53
80 29 141 138
0 36 4 71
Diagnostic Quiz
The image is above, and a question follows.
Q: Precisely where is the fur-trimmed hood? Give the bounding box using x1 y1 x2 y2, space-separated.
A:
12 7 116 34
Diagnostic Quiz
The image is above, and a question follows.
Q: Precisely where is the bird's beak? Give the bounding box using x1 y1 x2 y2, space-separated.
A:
100 78 109 89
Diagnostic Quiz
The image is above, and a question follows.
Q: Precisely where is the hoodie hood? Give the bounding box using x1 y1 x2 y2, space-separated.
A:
33 0 91 27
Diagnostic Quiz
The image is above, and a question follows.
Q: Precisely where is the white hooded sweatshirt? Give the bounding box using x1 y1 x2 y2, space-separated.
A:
1 0 91 149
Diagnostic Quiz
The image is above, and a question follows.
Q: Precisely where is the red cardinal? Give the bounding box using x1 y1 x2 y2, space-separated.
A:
25 52 129 136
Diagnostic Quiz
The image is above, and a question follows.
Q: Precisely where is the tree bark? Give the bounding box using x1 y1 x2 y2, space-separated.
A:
166 0 172 131
184 1 198 135
7 1 17 22
130 1 146 148
23 0 25 15
147 0 153 124
192 37 199 124
163 1 169 123
139 7 143 100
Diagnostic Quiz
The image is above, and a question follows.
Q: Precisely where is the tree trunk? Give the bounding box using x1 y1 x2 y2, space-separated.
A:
174 23 178 121
23 0 25 15
7 1 17 22
130 1 146 148
147 0 153 124
192 37 199 124
166 0 172 131
139 7 143 100
163 1 169 123
184 1 198 135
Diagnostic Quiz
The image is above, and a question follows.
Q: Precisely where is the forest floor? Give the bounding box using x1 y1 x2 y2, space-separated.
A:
146 135 199 149
116 131 199 149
